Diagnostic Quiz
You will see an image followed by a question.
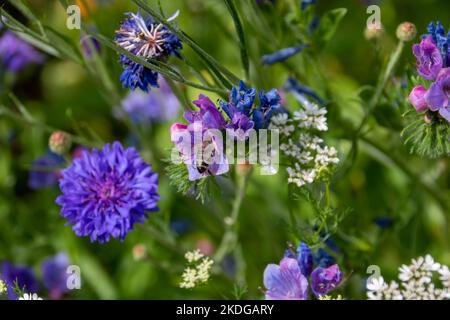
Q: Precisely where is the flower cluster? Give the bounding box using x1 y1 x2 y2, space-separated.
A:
263 242 343 299
56 141 160 243
115 11 182 91
409 22 450 122
180 249 214 289
171 81 282 181
367 255 450 300
270 96 339 188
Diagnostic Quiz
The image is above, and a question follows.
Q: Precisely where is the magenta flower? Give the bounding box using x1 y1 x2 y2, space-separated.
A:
408 85 429 112
413 36 443 81
310 264 343 297
425 68 450 122
263 258 309 300
171 95 229 181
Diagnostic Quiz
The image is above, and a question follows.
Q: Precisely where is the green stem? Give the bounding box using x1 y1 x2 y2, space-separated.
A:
213 171 250 262
355 40 405 135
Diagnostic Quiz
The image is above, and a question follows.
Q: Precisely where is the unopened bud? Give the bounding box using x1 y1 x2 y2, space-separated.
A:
364 23 383 40
133 244 147 261
49 131 72 155
396 22 417 42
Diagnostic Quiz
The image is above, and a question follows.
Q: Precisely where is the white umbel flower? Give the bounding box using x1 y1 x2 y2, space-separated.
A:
293 102 328 131
367 255 450 300
180 250 214 289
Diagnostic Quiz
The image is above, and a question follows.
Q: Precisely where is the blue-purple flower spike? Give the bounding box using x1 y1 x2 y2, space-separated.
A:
56 141 160 244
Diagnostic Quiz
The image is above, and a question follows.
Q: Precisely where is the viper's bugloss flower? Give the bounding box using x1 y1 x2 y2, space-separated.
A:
263 258 309 300
0 31 44 72
311 264 343 297
413 36 443 81
171 95 229 181
265 242 343 300
115 11 182 91
41 253 70 300
0 262 39 300
120 77 180 123
313 248 336 268
253 89 282 129
56 141 160 243
425 68 450 121
28 152 65 190
408 85 428 112
262 45 307 65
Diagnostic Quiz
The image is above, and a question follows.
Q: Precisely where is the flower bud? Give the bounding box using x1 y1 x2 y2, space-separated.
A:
49 131 72 155
396 22 417 42
132 244 147 261
364 23 383 40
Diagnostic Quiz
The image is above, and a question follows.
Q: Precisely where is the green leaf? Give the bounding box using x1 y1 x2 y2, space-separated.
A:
315 8 347 47
373 103 403 130
223 0 249 79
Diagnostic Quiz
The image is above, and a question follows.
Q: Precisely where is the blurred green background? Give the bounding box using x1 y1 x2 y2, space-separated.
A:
0 0 449 299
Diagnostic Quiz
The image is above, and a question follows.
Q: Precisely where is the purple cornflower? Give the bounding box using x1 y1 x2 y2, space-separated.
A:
310 264 343 297
261 45 308 65
413 36 443 81
424 68 450 121
56 141 160 243
0 31 44 72
263 258 309 300
28 152 65 190
115 11 182 91
171 95 228 181
0 262 39 300
41 253 70 300
121 77 180 123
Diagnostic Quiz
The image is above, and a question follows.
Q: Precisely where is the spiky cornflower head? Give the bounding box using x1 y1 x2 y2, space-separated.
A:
41 253 70 300
367 255 450 300
56 141 160 244
0 31 44 72
115 11 182 91
120 77 180 124
28 152 65 190
0 262 39 300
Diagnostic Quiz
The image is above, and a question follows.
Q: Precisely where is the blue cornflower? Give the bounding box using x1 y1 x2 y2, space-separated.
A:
253 89 282 129
0 262 39 300
115 11 182 91
56 141 160 244
261 45 308 65
28 151 65 190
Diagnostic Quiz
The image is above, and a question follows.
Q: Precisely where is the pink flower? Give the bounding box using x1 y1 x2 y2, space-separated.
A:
408 85 429 112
